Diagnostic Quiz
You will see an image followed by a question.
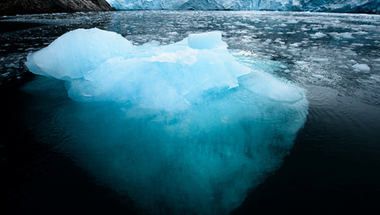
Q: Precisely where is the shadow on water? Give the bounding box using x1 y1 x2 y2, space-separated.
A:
2 77 380 215
0 22 46 34
233 86 380 214
0 76 139 215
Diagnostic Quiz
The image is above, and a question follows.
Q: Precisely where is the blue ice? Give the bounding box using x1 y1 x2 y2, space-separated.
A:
25 28 308 214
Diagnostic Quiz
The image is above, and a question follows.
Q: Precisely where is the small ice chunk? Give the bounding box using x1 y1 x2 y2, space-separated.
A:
290 43 299 47
361 58 369 62
262 39 272 45
360 25 375 28
310 32 326 39
1 72 10 77
351 43 364 47
295 61 307 65
370 75 380 82
286 19 298 24
188 31 226 49
312 74 324 79
337 65 348 69
311 58 329 63
330 32 354 39
352 64 370 72
339 33 354 39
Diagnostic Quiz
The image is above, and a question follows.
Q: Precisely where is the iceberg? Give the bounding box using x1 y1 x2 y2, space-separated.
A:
106 0 380 13
25 28 308 214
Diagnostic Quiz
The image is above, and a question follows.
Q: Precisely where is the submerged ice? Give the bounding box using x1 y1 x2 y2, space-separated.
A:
25 28 308 214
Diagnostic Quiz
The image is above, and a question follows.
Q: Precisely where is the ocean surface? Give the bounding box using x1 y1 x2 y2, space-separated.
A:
1 11 380 214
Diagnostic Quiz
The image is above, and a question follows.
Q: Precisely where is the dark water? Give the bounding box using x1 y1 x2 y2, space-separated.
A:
1 11 380 214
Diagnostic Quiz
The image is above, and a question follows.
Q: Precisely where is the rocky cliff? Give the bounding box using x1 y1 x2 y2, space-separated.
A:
0 0 113 15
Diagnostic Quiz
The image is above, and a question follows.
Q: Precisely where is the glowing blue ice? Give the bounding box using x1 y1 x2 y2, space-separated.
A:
25 28 308 214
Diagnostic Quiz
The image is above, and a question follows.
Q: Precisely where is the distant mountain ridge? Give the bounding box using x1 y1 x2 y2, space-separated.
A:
1 0 379 16
0 0 112 15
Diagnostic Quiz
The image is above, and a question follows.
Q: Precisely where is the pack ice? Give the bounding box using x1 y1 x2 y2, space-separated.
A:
25 28 308 214
106 0 380 13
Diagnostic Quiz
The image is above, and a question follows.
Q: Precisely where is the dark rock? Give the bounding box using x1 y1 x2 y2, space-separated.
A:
0 0 113 16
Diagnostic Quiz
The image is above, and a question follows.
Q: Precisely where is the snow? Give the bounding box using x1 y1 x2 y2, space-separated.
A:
24 28 308 214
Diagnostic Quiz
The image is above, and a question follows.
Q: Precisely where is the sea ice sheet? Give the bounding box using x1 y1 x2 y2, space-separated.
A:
25 28 308 214
106 0 380 13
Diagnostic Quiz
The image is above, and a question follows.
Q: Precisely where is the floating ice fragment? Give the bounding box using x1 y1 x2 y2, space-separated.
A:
290 43 300 47
330 32 354 39
295 61 307 66
339 33 354 39
311 58 329 63
370 75 380 82
1 72 10 77
337 65 349 69
312 74 324 79
352 64 370 72
286 19 298 24
310 32 327 39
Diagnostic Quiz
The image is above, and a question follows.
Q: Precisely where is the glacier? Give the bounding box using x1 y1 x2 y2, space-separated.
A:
25 28 308 214
106 0 380 13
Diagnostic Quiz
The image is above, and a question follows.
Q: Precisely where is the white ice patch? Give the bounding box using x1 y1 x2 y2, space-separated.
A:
329 32 355 39
312 74 324 79
371 75 380 82
147 48 199 66
25 28 134 80
352 64 371 72
310 32 327 39
311 58 329 63
337 65 349 69
188 31 226 49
